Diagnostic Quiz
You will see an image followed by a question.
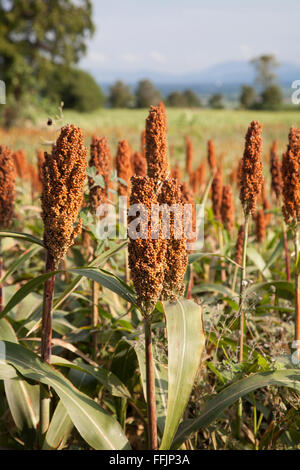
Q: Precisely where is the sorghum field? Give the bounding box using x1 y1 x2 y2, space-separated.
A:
0 106 300 451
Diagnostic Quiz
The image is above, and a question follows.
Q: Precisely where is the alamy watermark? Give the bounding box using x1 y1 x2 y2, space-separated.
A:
291 80 300 105
92 196 205 252
0 80 5 104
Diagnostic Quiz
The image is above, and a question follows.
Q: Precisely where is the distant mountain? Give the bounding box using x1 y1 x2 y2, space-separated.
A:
96 60 300 100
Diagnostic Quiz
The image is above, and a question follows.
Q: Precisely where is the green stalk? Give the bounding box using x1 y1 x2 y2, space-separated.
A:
39 250 56 447
295 223 300 360
236 213 250 437
0 239 3 312
144 317 157 450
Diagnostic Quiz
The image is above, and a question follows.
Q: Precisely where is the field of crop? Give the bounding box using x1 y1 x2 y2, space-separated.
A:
0 106 300 451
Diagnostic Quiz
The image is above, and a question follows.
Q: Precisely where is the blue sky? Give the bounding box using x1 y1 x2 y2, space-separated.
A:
80 0 300 81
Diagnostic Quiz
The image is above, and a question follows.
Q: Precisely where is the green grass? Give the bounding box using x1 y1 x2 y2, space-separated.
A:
2 107 300 171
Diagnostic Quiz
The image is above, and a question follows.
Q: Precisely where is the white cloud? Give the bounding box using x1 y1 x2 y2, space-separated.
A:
240 44 252 61
150 50 166 64
122 52 138 64
88 51 108 64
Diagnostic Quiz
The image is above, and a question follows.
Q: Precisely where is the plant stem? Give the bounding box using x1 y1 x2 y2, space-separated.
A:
295 223 300 360
283 224 291 281
144 317 157 450
238 214 249 362
236 213 249 438
91 280 99 361
218 226 226 283
39 250 56 447
0 239 3 312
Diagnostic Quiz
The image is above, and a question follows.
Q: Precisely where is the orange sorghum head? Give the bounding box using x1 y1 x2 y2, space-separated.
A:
239 121 264 216
0 145 16 229
282 128 300 224
41 125 87 263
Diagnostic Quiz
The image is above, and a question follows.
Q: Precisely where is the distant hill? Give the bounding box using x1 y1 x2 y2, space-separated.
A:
98 60 300 99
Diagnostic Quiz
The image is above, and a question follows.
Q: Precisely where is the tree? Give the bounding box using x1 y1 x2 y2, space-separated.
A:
240 85 257 109
260 84 283 110
167 91 187 107
183 89 202 108
250 54 279 90
60 69 105 112
0 0 94 125
108 80 133 108
208 93 224 109
135 80 162 108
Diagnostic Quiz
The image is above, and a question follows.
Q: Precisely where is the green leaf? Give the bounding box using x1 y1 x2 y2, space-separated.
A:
0 319 39 431
0 245 41 285
2 342 131 450
42 400 73 450
192 283 234 298
51 356 131 399
246 246 272 279
69 268 137 306
172 368 300 448
0 271 59 319
0 231 45 247
4 378 39 431
127 338 168 434
53 241 127 311
160 299 205 450
263 236 284 272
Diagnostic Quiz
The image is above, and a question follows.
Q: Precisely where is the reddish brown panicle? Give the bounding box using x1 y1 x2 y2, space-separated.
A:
41 125 87 263
145 105 169 182
208 139 217 171
239 121 264 215
37 149 45 187
185 135 193 176
89 135 111 213
180 182 196 253
256 209 266 243
159 178 188 301
270 141 283 200
0 145 16 229
132 151 147 177
282 128 300 224
128 176 166 315
221 185 235 233
116 140 132 196
212 166 223 222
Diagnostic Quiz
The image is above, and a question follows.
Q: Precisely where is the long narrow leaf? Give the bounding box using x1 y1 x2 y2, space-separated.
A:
160 299 205 450
172 369 300 448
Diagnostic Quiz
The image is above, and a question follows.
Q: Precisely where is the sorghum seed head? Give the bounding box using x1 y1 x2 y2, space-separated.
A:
159 178 188 301
41 125 87 263
145 104 169 182
89 135 111 213
235 225 245 265
141 129 146 157
128 176 166 316
180 182 196 253
170 163 181 181
131 151 147 177
282 128 300 224
116 140 132 196
208 139 217 171
12 149 28 179
256 209 266 243
239 121 264 215
212 166 223 222
0 145 16 229
185 135 193 175
221 185 235 233
37 149 45 188
270 141 283 200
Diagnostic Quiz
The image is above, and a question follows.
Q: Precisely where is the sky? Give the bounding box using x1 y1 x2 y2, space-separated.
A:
80 0 300 82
